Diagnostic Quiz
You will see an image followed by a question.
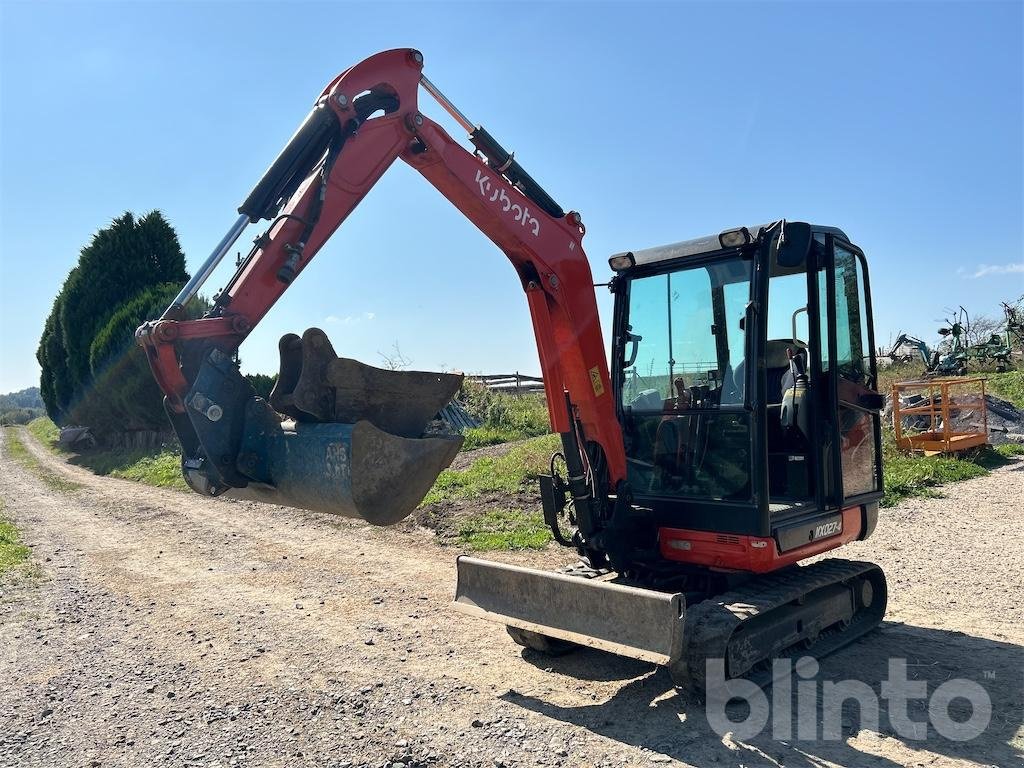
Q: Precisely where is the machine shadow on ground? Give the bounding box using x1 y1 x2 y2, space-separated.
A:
504 621 1023 767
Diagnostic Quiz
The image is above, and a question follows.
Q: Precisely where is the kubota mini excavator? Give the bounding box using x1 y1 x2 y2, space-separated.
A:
138 49 888 689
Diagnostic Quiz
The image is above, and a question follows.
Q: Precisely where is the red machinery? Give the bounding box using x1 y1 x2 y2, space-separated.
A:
139 49 887 688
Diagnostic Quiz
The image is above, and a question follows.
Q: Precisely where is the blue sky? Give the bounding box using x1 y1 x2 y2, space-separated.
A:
1 0 1022 393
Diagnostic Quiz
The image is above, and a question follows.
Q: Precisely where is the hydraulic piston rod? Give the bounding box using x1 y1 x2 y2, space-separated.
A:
165 213 249 316
419 74 475 134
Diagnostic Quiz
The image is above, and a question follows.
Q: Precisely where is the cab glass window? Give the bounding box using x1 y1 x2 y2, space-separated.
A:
620 257 753 503
621 258 751 409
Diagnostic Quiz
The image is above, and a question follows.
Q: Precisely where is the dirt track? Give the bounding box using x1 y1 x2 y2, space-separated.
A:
1 427 1022 768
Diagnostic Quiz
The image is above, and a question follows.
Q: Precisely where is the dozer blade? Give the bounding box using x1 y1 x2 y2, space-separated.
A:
453 556 686 665
227 418 462 525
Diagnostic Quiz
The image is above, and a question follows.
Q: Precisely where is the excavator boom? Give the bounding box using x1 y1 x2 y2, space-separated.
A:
138 48 624 526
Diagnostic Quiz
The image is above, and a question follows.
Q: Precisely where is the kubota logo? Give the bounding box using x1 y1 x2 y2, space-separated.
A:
475 170 541 237
813 520 842 539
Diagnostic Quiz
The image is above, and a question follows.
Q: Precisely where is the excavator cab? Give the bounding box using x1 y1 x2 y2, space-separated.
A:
456 223 888 682
609 222 884 571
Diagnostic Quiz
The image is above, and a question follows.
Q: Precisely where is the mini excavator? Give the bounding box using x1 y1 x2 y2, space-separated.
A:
139 49 887 689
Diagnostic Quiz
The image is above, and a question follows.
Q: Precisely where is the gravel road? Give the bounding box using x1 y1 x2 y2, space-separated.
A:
1 427 1022 768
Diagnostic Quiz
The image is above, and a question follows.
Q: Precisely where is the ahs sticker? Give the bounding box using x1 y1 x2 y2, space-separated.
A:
475 170 541 236
813 520 842 539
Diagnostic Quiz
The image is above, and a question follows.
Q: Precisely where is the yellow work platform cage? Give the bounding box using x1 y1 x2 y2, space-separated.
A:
891 377 989 455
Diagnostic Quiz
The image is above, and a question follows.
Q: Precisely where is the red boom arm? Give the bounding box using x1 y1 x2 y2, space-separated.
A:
138 48 627 485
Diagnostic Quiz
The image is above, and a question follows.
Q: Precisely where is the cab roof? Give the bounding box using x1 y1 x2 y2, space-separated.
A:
615 221 850 269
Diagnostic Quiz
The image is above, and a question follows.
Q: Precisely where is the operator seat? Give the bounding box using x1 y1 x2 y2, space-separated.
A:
765 339 807 403
726 339 807 405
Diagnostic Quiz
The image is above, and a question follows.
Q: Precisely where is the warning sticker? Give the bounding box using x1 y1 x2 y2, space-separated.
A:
589 366 605 397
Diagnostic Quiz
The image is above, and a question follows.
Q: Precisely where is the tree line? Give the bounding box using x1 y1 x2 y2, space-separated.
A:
0 387 45 426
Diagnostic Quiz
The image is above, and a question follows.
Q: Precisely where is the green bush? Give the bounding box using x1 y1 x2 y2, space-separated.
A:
77 283 207 434
36 211 192 434
37 309 73 423
57 212 187 396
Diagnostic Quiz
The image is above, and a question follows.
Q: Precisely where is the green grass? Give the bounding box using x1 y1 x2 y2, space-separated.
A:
462 424 541 450
105 451 187 489
0 501 30 575
25 417 187 491
994 442 1024 458
26 416 60 447
986 369 1024 409
439 428 1021 511
457 509 551 550
3 427 81 492
423 433 561 551
423 433 560 505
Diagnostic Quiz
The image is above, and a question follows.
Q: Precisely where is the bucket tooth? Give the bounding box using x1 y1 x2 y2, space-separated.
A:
268 333 305 420
270 328 338 421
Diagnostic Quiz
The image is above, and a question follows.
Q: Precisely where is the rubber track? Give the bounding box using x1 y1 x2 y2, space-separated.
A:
680 558 886 691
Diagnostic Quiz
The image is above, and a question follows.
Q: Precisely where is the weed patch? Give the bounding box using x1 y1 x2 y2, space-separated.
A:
25 417 186 491
459 382 550 449
26 417 60 449
105 452 187 490
0 501 30 575
67 446 186 491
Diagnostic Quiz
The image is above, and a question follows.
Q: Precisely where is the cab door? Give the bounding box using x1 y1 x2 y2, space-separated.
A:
813 236 884 506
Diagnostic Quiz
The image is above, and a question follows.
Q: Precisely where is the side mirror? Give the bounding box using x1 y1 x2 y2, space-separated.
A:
776 222 812 268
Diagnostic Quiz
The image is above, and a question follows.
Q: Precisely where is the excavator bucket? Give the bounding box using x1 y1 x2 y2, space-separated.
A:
453 556 686 665
190 328 464 525
226 419 462 525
